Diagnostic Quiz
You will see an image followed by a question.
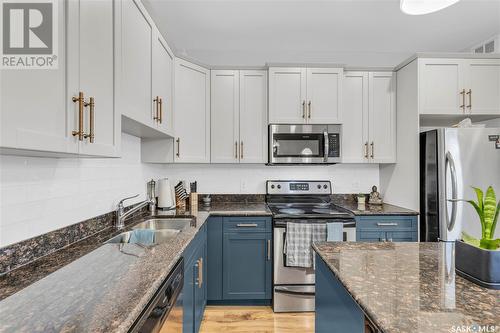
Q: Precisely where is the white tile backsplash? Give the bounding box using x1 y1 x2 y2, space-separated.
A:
0 133 379 247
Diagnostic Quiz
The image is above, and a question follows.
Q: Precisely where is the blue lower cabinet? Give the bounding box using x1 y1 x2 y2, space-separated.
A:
207 217 223 301
183 223 207 333
315 253 365 333
222 232 272 300
356 215 418 242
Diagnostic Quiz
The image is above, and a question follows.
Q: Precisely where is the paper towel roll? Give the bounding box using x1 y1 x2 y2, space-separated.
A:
157 178 175 209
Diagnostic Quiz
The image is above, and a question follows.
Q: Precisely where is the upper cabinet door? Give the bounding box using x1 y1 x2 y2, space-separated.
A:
306 68 343 124
268 67 307 123
152 29 174 135
119 0 153 125
465 59 500 115
369 72 396 164
342 72 369 163
239 70 268 164
174 59 210 163
418 59 466 115
0 0 77 154
211 70 240 163
75 0 117 157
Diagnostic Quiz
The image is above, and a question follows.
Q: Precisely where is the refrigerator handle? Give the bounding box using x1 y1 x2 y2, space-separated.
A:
445 152 458 233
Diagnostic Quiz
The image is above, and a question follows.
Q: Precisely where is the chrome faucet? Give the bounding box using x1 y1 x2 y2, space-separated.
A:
116 193 156 229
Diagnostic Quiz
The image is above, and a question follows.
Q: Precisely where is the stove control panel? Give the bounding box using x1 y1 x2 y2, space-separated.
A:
267 180 331 195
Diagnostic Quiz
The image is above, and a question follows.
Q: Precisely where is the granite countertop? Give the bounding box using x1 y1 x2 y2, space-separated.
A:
332 196 419 216
313 242 500 333
0 203 271 333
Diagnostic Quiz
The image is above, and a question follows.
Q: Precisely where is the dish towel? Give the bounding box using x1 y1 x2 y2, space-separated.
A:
327 222 344 242
285 222 327 268
129 229 155 245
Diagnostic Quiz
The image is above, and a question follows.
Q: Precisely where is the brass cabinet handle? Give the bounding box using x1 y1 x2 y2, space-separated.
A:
308 101 311 119
370 142 374 159
153 96 159 122
466 89 472 111
83 97 95 143
72 92 84 141
240 141 244 159
235 141 238 159
302 100 306 119
364 142 369 159
159 97 163 124
197 257 203 288
267 239 271 261
176 138 180 157
460 89 466 113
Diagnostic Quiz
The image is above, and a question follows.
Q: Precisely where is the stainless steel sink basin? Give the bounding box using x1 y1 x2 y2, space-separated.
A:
132 218 193 231
106 229 180 245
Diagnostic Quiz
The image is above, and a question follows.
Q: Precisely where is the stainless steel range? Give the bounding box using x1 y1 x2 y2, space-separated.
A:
266 180 355 313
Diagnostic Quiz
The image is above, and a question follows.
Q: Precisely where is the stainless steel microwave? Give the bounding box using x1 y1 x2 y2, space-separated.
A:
268 124 341 164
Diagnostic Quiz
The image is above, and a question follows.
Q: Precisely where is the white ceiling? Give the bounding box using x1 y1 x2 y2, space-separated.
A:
142 0 500 67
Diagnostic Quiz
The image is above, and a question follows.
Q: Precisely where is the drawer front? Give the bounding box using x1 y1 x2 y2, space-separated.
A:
356 216 417 231
223 217 271 233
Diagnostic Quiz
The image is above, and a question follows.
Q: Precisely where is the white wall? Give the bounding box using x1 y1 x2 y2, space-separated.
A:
164 164 379 195
0 133 379 246
0 134 166 247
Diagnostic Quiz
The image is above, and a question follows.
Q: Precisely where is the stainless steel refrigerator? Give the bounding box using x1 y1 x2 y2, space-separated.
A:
420 128 500 242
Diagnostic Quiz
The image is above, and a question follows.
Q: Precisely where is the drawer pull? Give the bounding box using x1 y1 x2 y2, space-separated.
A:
236 223 258 227
376 222 398 226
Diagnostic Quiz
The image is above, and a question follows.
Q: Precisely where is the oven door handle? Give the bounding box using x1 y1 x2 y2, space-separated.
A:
323 131 329 162
275 286 315 296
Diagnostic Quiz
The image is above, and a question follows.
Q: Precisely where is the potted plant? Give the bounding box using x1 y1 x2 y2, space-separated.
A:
452 186 500 289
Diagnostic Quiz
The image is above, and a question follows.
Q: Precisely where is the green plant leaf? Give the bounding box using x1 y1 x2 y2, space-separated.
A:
491 200 500 239
462 232 480 247
472 186 484 212
483 186 497 239
479 238 500 250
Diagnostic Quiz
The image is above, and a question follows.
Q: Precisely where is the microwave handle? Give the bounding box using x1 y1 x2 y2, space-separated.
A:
324 131 329 162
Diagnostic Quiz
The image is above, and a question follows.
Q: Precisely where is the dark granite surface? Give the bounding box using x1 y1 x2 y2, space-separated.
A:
313 242 500 333
0 203 271 333
332 195 419 216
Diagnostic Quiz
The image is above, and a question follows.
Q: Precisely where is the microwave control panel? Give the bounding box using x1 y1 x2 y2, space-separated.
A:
328 134 340 157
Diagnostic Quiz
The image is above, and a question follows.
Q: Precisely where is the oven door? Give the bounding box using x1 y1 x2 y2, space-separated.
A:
269 124 329 164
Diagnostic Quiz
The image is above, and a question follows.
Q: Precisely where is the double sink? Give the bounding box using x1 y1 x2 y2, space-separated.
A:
107 218 194 246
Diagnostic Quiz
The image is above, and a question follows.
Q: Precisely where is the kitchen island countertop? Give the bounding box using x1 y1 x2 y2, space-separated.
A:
313 242 500 333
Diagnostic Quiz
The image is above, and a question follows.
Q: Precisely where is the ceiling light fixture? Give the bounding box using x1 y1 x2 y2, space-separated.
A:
400 0 460 15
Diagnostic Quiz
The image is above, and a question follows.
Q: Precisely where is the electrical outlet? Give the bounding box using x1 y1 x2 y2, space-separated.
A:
240 180 247 192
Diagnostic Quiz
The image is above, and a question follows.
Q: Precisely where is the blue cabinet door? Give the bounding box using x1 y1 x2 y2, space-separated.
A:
315 254 364 333
193 239 206 333
207 217 223 301
183 257 195 333
222 232 272 300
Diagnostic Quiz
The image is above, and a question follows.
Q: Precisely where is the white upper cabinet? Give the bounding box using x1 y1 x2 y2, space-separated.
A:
174 59 211 163
342 72 396 164
466 59 500 115
118 0 153 126
306 68 343 123
418 58 500 116
1 0 117 157
239 70 268 163
211 70 240 163
369 72 396 163
152 28 174 135
211 70 268 164
342 72 369 163
268 67 342 124
268 68 307 123
70 0 118 157
0 0 74 154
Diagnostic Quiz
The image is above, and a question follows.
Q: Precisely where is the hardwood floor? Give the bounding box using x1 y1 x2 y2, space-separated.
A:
199 306 315 333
